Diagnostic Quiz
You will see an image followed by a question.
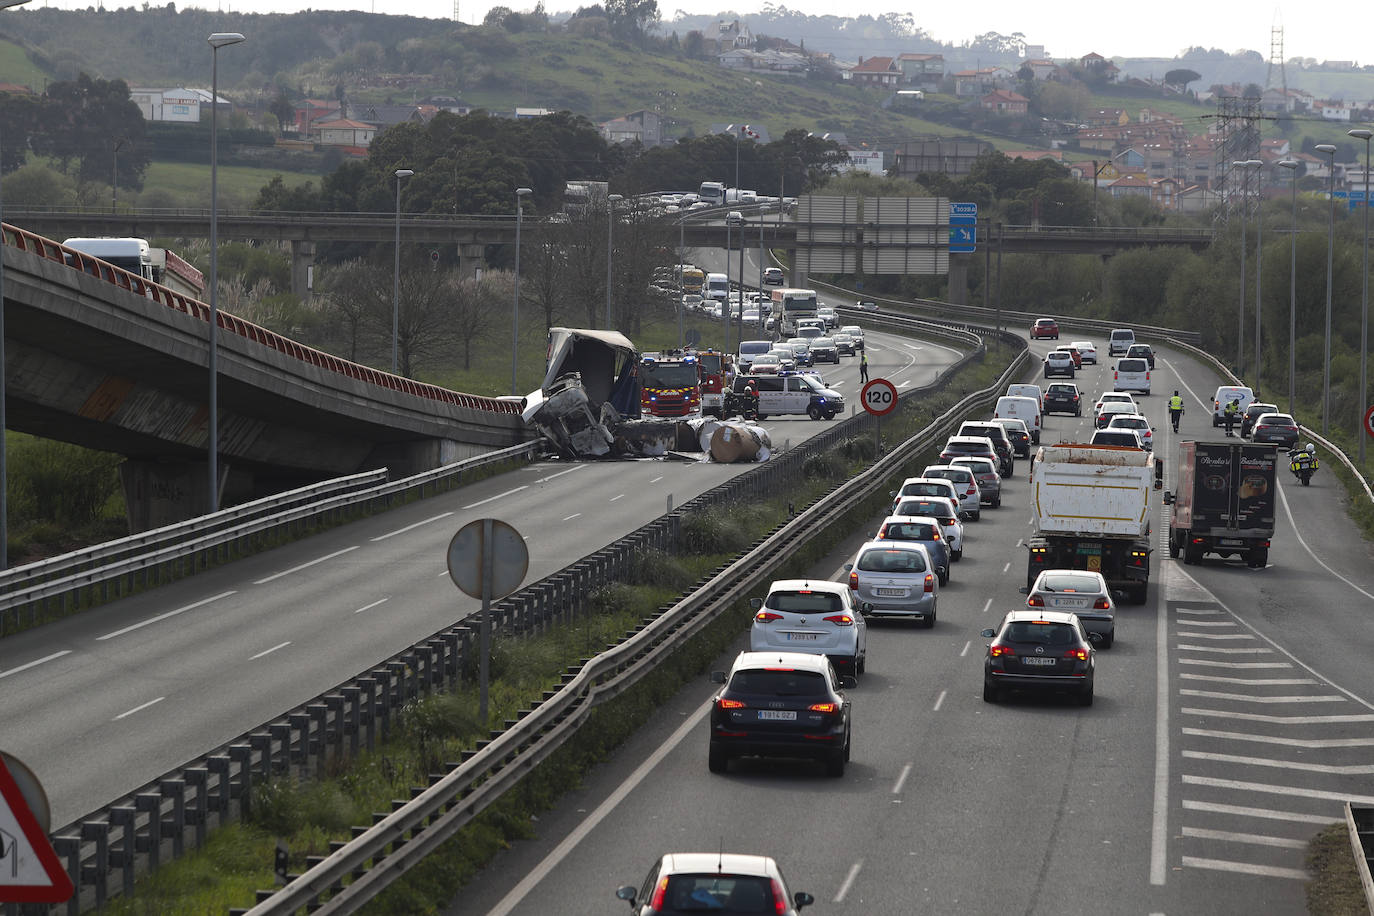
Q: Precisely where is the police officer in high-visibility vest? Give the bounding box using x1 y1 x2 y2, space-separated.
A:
1168 391 1184 433
1223 398 1240 437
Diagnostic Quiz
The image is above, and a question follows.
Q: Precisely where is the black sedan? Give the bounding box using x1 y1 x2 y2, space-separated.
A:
980 609 1099 705
1043 382 1083 416
1252 412 1300 449
709 650 854 777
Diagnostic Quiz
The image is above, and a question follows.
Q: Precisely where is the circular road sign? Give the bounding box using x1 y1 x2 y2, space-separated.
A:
447 518 528 600
1364 404 1374 439
861 378 899 417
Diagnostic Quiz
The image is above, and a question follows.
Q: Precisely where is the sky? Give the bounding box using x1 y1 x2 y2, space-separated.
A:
22 1 1368 65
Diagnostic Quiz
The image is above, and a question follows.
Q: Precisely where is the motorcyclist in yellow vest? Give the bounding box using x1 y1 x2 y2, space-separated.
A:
1168 391 1184 433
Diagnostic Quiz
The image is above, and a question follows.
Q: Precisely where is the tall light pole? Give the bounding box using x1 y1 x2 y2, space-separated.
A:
511 187 531 396
392 168 413 375
0 0 32 568
605 192 622 329
112 137 126 213
677 215 686 348
1350 128 1372 465
1239 159 1265 392
206 31 245 515
1279 159 1298 415
1316 143 1337 433
1233 160 1253 375
737 213 746 345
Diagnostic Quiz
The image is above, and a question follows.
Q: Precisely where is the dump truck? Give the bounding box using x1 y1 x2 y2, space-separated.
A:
1164 439 1278 568
1026 443 1160 604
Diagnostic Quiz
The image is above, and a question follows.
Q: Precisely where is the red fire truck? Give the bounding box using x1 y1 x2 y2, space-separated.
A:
639 351 702 417
695 348 732 417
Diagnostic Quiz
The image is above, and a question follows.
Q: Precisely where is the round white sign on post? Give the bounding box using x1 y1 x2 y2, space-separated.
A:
447 518 528 600
861 378 899 417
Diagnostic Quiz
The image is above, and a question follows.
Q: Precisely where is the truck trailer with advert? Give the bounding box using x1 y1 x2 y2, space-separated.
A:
1164 440 1277 567
1026 443 1158 603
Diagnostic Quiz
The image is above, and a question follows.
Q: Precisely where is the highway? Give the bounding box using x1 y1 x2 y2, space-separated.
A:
0 321 962 829
446 337 1374 916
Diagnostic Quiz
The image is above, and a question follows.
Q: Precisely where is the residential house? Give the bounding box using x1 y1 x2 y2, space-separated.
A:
981 89 1029 114
1023 44 1047 60
896 52 944 87
704 19 752 53
1084 108 1128 128
421 96 473 115
315 118 376 150
848 56 902 88
130 88 200 123
1078 52 1120 81
355 104 439 130
0 82 32 95
720 48 808 74
600 109 663 146
1321 102 1352 121
1259 137 1291 162
1021 59 1060 81
295 99 340 135
1107 174 1152 199
952 66 1013 97
1150 177 1182 210
1177 184 1223 213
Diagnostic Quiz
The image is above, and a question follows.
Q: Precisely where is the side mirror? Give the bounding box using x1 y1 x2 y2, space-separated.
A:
980 628 998 639
838 675 858 689
616 886 637 903
1162 491 1174 505
710 670 727 683
889 490 897 498
794 891 816 910
749 597 762 610
843 563 854 572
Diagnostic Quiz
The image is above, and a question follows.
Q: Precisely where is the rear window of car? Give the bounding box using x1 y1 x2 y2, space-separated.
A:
926 468 972 482
661 875 777 910
1037 573 1101 592
767 590 843 612
1005 621 1078 644
1259 414 1295 425
1118 359 1148 372
961 425 1006 441
1111 330 1133 340
728 669 826 695
859 545 929 570
895 500 951 518
943 442 990 455
1047 385 1076 396
900 483 949 498
1111 417 1147 429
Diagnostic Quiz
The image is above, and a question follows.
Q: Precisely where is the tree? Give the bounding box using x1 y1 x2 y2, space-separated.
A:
32 73 149 190
605 0 659 42
449 273 501 369
269 89 295 133
1164 68 1201 95
683 30 705 59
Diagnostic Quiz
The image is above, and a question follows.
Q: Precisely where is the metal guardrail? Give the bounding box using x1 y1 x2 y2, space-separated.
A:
1346 803 1374 912
42 314 1000 914
1 443 539 638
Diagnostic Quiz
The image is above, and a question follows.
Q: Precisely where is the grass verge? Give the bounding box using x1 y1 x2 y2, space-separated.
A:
1305 821 1370 915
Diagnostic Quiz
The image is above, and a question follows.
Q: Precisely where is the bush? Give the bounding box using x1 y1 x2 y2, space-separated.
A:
680 507 752 555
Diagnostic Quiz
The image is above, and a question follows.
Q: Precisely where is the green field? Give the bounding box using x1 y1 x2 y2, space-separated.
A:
141 161 324 210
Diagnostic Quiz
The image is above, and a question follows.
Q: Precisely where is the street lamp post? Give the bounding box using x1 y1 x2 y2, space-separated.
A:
511 187 531 396
605 193 622 329
1239 159 1265 391
0 0 33 568
206 31 245 515
392 168 413 375
112 137 127 213
1350 128 1373 465
1316 144 1337 433
737 214 746 345
1279 159 1298 415
1232 160 1252 376
677 216 686 349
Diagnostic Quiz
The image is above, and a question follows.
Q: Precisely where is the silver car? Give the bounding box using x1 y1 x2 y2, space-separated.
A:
844 539 938 627
749 579 869 674
892 496 965 560
920 464 982 521
1025 568 1116 648
949 456 1001 509
875 515 950 584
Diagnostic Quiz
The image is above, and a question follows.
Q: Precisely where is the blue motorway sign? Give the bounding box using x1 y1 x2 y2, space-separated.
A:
950 201 978 220
1330 190 1367 211
950 224 976 253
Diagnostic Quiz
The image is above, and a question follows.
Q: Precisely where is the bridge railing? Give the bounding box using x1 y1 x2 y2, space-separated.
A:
1 224 523 416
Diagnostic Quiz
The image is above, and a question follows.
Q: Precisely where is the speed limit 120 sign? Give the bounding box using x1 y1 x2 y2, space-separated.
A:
1364 404 1374 439
861 378 899 416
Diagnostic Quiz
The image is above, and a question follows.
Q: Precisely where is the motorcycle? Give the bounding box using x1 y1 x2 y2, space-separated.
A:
1288 449 1319 486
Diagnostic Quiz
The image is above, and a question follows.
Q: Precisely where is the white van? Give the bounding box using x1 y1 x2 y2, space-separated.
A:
1113 357 1151 394
1006 383 1044 410
732 373 844 420
736 340 774 373
705 272 730 301
993 395 1043 444
1108 328 1136 356
1212 385 1255 426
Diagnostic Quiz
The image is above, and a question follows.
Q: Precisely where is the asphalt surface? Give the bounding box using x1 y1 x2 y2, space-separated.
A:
446 337 1374 916
0 325 960 829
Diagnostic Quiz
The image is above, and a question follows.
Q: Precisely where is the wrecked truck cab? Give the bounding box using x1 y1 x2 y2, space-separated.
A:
521 328 644 458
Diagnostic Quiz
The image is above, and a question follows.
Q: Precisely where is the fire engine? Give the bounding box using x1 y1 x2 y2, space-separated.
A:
639 351 702 417
694 348 732 417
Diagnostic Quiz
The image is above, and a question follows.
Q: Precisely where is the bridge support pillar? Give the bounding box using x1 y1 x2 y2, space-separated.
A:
120 459 234 533
290 240 316 303
458 243 487 280
786 251 800 287
947 253 970 306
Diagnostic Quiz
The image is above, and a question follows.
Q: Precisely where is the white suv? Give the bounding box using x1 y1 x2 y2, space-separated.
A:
1108 328 1136 356
749 580 869 675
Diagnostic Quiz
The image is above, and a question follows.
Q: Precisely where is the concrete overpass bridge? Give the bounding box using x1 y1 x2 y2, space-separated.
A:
0 223 527 530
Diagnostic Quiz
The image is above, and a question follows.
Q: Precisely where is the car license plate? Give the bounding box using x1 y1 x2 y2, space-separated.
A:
1023 657 1056 666
784 633 819 641
1051 598 1089 609
876 587 905 596
757 710 796 721
1219 538 1243 546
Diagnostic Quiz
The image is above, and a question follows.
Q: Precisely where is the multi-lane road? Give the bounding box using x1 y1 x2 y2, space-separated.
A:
447 337 1374 916
0 325 960 829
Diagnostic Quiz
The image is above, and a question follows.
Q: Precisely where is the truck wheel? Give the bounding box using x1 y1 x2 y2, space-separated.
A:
1249 549 1269 568
1132 584 1148 605
1100 630 1114 649
1168 532 1179 559
1184 545 1203 565
808 404 822 420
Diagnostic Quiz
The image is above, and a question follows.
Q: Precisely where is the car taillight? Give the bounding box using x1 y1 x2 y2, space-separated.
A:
770 879 787 915
650 876 670 910
967 487 976 496
944 518 956 526
990 644 1015 658
1027 595 1045 607
1146 371 1151 380
931 530 941 540
1114 371 1119 380
824 614 854 627
924 574 934 593
755 611 783 622
1064 647 1089 661
717 697 746 709
1093 598 1111 609
809 702 839 713
848 571 858 590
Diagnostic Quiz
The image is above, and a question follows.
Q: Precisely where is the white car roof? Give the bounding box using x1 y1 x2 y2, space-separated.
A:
767 579 849 595
894 495 959 512
730 651 832 674
1070 340 1095 348
1107 414 1150 426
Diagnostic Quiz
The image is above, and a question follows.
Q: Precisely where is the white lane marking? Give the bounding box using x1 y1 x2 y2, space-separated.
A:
1182 727 1374 748
981 598 992 614
904 343 923 350
1150 563 1173 886
892 763 912 794
1174 620 1238 627
250 641 291 661
254 546 361 585
463 485 529 509
114 697 165 720
1180 674 1316 686
959 641 971 657
1175 632 1255 640
609 494 624 502
1180 690 1341 703
650 476 664 483
1176 646 1273 654
1179 659 1290 669
536 465 586 483
1182 708 1374 724
1183 750 1374 775
562 514 582 522
1181 856 1308 880
1001 562 1010 573
1182 775 1374 805
1176 607 1224 615
1183 800 1331 824
833 860 863 904
484 700 712 916
370 512 454 541
1015 538 1023 548
932 689 947 712
1275 481 1374 601
0 650 72 680
97 591 237 641
354 598 389 614
1180 827 1307 849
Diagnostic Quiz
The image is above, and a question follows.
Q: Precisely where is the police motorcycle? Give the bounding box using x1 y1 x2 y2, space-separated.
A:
1288 443 1319 486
